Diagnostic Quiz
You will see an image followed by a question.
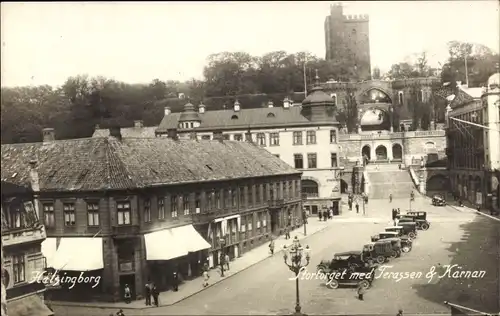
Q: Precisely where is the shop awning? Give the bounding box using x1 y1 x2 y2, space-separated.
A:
41 237 103 271
144 224 210 261
173 224 211 253
7 294 54 316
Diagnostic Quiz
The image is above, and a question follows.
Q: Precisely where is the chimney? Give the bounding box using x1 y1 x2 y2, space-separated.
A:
199 103 206 114
245 131 253 142
29 160 41 219
268 100 274 108
109 127 122 140
283 97 291 109
164 107 171 116
213 131 223 143
167 128 179 140
42 128 55 142
234 100 241 112
134 120 144 128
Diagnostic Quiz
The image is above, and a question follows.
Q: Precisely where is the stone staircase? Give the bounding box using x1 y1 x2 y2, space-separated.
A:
365 164 416 199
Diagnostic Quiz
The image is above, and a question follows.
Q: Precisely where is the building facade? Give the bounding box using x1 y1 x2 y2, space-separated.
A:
155 77 343 216
1 177 53 315
325 3 371 80
445 82 491 207
1 131 301 302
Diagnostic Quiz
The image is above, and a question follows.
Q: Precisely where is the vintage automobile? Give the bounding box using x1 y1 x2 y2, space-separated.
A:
362 240 394 264
385 225 416 241
432 194 446 206
317 251 372 274
398 222 418 237
397 214 429 231
325 264 375 290
406 211 430 230
371 231 412 254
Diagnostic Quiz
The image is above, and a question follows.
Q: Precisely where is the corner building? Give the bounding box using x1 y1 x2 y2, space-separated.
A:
1 131 301 302
156 78 343 216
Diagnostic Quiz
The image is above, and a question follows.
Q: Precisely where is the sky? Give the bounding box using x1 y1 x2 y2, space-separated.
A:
1 1 499 88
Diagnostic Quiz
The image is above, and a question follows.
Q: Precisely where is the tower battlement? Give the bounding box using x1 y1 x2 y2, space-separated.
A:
343 14 369 22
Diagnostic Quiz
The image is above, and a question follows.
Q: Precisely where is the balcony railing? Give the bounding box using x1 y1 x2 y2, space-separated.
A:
1 225 46 248
268 199 284 208
111 224 140 238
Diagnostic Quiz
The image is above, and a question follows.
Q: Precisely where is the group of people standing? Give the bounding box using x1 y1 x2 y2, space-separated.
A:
318 208 333 221
347 193 368 214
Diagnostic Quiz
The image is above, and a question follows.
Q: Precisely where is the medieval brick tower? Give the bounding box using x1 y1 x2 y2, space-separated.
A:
324 3 371 80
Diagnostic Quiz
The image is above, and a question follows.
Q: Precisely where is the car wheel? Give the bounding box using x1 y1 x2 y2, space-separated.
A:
396 250 402 257
402 246 410 253
327 279 339 289
376 256 385 264
390 251 397 259
408 232 416 239
358 280 370 289
421 223 430 230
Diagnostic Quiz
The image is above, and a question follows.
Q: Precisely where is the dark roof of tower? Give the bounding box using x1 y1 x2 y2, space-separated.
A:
179 102 201 122
302 73 335 107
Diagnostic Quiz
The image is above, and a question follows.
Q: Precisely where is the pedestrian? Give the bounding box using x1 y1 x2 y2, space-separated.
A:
151 283 159 307
219 253 225 276
348 200 352 211
357 284 366 300
476 205 481 213
389 194 393 203
269 239 275 255
284 226 290 239
318 210 323 221
365 196 369 205
355 203 359 214
203 270 210 287
172 271 179 292
116 309 125 316
328 208 333 219
123 284 131 304
144 281 152 306
224 253 230 270
324 210 328 221
398 163 401 170
396 309 403 316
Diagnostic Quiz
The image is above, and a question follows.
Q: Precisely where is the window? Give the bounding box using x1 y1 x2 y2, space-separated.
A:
293 131 303 145
117 201 131 225
215 191 221 209
288 181 293 199
63 203 76 226
256 213 261 229
294 154 304 169
183 195 190 215
247 215 253 231
257 133 266 146
195 193 201 213
256 185 261 204
269 133 280 146
306 131 316 144
248 185 253 206
330 130 337 143
171 195 179 218
158 198 165 219
225 189 230 208
12 206 22 229
307 153 317 169
398 91 404 104
13 255 25 284
331 153 338 167
87 202 100 226
231 115 238 120
231 188 237 207
240 218 246 233
201 135 211 140
43 204 55 228
143 199 151 222
207 191 214 210
223 134 230 140
234 134 243 141
239 187 245 207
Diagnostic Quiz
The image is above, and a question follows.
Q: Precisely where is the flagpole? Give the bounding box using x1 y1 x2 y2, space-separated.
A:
464 54 469 87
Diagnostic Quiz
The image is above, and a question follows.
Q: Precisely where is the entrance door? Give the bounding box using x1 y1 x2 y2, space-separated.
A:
119 274 136 300
270 211 279 235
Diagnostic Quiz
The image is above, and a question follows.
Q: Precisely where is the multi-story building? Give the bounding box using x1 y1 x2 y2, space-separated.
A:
481 72 500 212
1 171 53 315
324 3 371 80
445 82 486 206
1 130 301 302
155 77 344 216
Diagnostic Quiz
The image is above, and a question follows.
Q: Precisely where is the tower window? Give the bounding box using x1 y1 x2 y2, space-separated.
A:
231 115 238 120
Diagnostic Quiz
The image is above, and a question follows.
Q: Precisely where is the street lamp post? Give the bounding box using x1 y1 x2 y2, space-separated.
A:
389 105 394 132
219 237 226 277
283 236 310 316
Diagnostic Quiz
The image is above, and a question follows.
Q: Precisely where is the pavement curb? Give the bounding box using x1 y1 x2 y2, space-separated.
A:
48 222 333 311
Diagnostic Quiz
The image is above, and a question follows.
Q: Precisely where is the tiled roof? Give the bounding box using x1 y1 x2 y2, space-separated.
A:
156 107 312 133
302 85 335 106
450 88 478 109
1 137 299 192
92 127 157 138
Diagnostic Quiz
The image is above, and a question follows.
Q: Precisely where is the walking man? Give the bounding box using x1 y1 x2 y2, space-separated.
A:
172 271 179 292
355 203 359 214
224 253 230 271
397 309 403 316
284 226 290 239
144 281 152 306
389 194 393 203
269 239 275 255
152 283 159 307
123 284 131 304
203 269 210 287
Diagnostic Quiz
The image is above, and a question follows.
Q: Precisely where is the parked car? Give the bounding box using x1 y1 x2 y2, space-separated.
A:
325 265 375 290
317 251 373 274
406 211 430 230
317 251 376 290
385 225 416 241
362 240 393 264
371 231 412 254
432 194 446 206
